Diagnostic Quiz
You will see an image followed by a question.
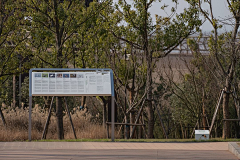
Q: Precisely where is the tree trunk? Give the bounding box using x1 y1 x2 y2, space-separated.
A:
55 6 64 138
202 89 207 130
81 96 86 108
124 89 129 139
103 100 107 129
13 75 16 108
139 115 142 138
202 105 207 130
129 90 135 137
222 63 235 138
107 96 111 122
222 88 230 139
19 68 22 108
99 96 108 129
0 105 6 126
146 53 154 138
130 110 136 138
56 97 64 139
143 0 154 138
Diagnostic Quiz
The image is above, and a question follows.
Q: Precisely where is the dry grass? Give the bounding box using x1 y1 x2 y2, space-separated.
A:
0 105 107 141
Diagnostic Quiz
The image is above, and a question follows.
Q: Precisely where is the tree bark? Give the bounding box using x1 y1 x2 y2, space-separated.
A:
142 0 154 139
129 89 135 137
0 105 6 126
103 100 107 129
146 53 154 138
81 96 86 108
100 97 107 129
202 104 207 130
54 0 64 140
202 88 207 130
13 75 16 108
222 62 235 138
56 97 64 139
130 110 136 138
222 90 230 139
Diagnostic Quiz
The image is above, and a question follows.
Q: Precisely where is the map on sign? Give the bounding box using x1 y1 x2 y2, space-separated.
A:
32 71 111 96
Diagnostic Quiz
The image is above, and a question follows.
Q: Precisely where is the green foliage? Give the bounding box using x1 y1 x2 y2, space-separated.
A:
0 0 30 78
23 0 90 68
0 77 13 106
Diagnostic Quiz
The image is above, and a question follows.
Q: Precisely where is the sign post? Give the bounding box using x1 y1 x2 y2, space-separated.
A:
28 68 115 141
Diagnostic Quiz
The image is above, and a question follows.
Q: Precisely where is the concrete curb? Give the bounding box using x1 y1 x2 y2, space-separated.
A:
228 142 240 159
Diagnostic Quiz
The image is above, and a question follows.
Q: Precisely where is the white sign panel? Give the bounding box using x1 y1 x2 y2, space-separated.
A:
32 71 111 96
195 130 209 140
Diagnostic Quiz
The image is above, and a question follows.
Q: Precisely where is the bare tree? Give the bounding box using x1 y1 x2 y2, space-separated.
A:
189 0 240 138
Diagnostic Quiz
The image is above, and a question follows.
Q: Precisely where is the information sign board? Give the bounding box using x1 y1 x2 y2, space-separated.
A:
32 71 111 96
29 68 115 142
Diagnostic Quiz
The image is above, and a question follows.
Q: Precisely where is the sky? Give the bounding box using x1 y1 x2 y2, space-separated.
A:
112 0 233 33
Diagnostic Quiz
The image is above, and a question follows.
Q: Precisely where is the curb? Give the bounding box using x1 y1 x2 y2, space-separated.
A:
228 142 240 159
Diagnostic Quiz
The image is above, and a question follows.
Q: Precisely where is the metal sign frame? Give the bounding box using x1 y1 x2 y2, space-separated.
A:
28 68 115 141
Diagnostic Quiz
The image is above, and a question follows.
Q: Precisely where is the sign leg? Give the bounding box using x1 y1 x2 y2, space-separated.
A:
111 96 115 141
28 96 32 141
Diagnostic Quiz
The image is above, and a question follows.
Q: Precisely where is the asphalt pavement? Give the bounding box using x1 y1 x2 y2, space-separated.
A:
0 142 238 160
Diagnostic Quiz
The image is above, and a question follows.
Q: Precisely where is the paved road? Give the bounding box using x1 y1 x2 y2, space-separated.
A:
0 142 238 160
